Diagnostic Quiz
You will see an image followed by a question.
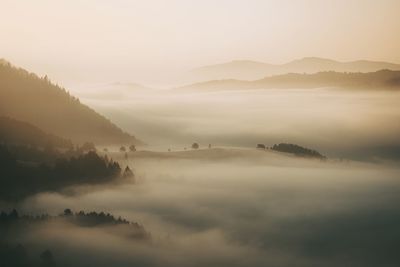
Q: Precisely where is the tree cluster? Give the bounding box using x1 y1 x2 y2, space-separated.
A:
0 144 122 201
271 143 326 159
0 209 150 239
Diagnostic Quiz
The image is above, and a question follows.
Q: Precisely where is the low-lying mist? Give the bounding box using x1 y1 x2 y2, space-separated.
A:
3 84 399 266
74 85 400 161
14 151 400 266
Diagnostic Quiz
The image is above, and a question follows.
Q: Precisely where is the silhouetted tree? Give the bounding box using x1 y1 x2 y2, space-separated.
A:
120 146 126 152
64 209 72 216
192 143 199 149
129 145 136 152
257 144 266 149
123 166 134 178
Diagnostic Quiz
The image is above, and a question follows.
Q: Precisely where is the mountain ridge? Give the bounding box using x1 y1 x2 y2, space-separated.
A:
0 59 141 145
178 69 400 91
187 57 400 82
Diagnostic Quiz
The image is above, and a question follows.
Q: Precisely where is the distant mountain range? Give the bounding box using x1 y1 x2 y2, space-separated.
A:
186 57 400 83
0 60 140 145
178 70 400 91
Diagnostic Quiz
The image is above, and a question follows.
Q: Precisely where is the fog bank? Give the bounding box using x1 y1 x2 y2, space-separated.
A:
75 86 400 161
12 151 400 266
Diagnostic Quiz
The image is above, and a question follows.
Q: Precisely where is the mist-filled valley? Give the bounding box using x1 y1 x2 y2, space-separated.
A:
76 84 400 161
2 1 400 266
2 83 400 266
2 59 400 267
2 60 400 266
3 151 399 267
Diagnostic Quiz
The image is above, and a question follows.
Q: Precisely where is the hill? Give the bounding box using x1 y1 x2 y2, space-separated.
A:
271 143 326 159
0 144 122 200
0 209 149 267
0 116 72 148
0 60 140 145
178 70 400 91
187 57 400 82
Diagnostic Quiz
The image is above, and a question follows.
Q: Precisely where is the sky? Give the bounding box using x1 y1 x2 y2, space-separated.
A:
1 0 400 86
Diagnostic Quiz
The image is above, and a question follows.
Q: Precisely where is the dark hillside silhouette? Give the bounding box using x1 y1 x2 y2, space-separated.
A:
0 209 149 239
0 144 123 200
0 116 72 148
0 60 140 145
0 209 149 267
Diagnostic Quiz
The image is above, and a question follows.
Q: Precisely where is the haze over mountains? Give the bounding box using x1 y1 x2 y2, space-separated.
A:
186 57 400 83
0 60 140 145
179 70 400 91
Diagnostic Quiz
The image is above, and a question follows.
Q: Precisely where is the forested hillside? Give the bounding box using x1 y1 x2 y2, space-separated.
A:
0 60 140 145
0 116 72 148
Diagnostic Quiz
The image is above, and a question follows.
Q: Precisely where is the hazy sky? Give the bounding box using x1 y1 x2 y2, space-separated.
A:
1 0 400 86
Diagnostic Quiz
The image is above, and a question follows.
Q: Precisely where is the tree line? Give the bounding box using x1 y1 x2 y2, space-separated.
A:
0 144 122 201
